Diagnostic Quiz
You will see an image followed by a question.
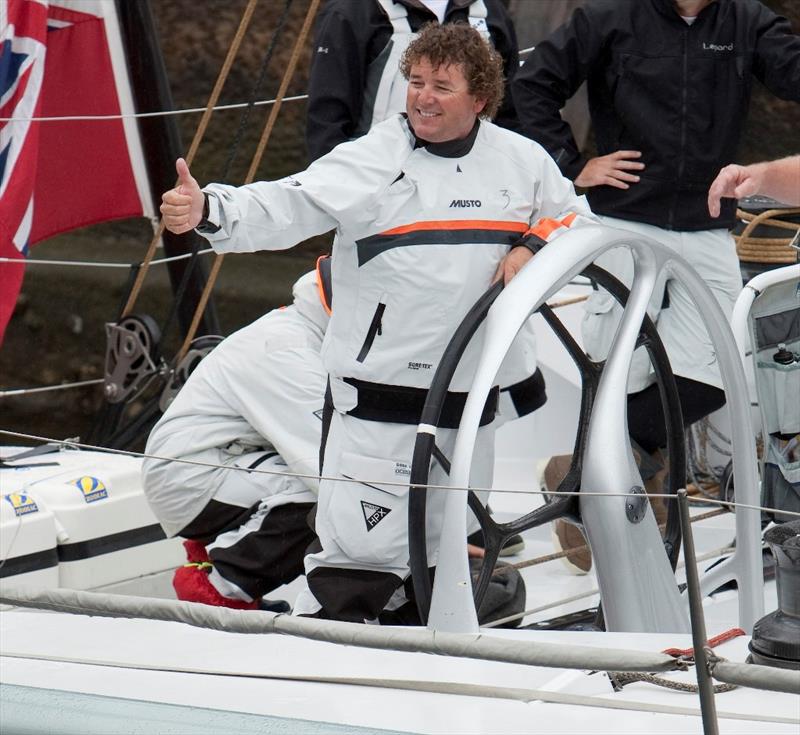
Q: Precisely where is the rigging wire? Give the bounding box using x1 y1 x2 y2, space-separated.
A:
119 0 261 322
1 289 586 401
0 48 538 125
0 379 105 398
0 95 309 123
176 0 323 363
220 0 295 183
1 429 797 519
0 249 214 269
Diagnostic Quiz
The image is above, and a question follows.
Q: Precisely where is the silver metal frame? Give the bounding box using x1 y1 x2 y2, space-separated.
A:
427 225 764 634
731 264 800 362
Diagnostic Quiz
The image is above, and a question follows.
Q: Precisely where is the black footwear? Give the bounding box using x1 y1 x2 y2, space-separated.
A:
259 598 292 613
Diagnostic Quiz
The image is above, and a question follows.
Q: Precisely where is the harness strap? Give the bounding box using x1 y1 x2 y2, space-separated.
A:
343 377 498 428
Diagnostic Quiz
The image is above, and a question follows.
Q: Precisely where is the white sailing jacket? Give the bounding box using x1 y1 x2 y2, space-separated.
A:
201 116 591 415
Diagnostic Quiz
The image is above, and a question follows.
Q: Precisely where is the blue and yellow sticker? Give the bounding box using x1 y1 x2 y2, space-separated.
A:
4 492 39 516
70 476 108 503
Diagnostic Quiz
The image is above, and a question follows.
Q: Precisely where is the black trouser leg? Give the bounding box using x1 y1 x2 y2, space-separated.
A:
305 566 403 623
627 376 726 453
208 502 316 600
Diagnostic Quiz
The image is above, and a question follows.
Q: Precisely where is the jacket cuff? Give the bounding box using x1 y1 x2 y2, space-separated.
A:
511 234 547 255
196 192 221 235
564 158 588 183
553 148 587 182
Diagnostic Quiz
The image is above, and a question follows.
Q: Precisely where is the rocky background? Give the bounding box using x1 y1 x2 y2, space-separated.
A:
1 0 798 449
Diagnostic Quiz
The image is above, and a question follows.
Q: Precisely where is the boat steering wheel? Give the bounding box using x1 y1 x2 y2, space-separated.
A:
408 254 685 627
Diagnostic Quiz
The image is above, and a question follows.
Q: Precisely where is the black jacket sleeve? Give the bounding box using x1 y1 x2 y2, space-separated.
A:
750 3 800 103
512 4 608 180
305 2 379 162
484 0 520 131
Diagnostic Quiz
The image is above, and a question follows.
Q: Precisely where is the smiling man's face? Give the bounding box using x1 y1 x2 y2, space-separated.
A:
406 58 486 143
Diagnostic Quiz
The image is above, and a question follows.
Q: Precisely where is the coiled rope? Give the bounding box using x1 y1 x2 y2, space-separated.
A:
734 207 800 265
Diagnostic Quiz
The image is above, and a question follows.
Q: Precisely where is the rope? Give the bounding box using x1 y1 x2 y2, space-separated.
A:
119 0 260 320
504 508 729 574
1 428 797 517
176 0 322 363
608 629 747 694
734 207 800 264
661 627 746 659
221 0 295 182
3 595 796 719
608 670 738 694
483 542 737 629
547 293 589 309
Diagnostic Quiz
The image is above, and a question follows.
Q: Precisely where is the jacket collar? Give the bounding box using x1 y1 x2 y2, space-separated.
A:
651 0 720 23
407 116 481 158
395 0 474 16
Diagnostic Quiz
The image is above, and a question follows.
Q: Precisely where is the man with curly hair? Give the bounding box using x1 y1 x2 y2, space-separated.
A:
305 0 520 162
161 23 591 622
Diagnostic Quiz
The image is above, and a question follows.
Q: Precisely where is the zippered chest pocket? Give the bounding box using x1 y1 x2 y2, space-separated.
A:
356 301 386 363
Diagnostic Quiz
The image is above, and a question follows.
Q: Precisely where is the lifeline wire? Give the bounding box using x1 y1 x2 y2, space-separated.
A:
0 249 214 269
0 50 539 124
0 286 587 399
119 0 261 321
176 0 323 363
0 95 310 123
0 379 105 398
2 428 797 519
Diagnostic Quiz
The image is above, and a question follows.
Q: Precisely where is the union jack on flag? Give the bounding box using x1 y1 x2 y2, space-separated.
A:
0 0 154 345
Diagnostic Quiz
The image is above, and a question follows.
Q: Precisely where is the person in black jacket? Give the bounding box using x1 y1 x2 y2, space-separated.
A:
306 0 519 162
512 0 800 572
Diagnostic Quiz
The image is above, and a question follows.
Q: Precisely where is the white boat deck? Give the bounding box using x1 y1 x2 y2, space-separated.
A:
2 607 795 734
1 494 789 735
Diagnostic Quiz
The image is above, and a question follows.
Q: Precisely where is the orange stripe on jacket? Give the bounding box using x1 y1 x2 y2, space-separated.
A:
523 213 578 241
315 255 332 316
381 220 529 237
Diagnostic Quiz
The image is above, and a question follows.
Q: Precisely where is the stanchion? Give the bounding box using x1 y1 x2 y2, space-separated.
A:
678 489 719 735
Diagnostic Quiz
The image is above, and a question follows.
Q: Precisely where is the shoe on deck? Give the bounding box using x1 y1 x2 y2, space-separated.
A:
544 448 669 576
182 538 210 564
544 454 592 574
173 562 258 610
260 598 292 614
551 519 592 574
466 530 526 557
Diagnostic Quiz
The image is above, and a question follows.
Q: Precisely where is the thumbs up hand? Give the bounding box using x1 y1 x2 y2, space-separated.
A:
161 158 205 234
